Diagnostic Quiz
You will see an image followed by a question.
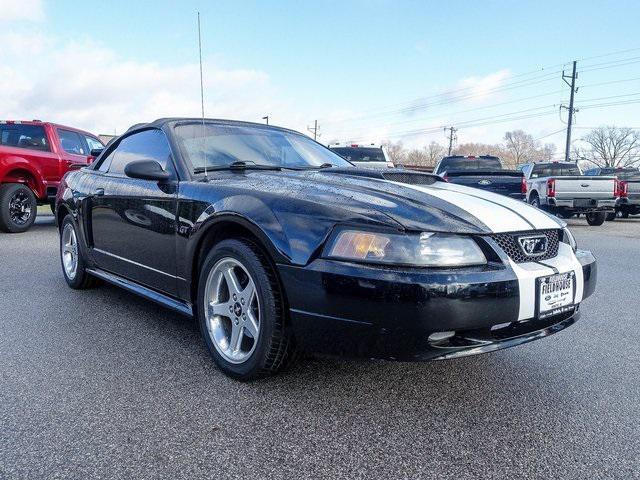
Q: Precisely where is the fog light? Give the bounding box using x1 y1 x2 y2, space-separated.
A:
428 331 455 342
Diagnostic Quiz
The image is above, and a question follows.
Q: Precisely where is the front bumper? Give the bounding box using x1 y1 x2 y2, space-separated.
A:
278 249 596 361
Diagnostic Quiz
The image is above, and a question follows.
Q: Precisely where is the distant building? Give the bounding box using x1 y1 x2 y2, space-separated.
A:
98 134 117 145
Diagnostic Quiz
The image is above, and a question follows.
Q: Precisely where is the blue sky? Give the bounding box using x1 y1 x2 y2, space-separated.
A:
2 0 640 152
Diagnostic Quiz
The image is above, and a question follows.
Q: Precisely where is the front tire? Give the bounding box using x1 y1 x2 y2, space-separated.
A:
60 215 98 289
586 211 606 226
0 183 37 233
197 238 296 381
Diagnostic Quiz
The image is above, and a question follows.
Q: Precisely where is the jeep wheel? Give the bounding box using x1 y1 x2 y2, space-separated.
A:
0 183 37 233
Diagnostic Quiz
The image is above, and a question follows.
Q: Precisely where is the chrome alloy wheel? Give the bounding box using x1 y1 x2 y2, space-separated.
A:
204 257 260 364
9 190 32 225
61 223 79 280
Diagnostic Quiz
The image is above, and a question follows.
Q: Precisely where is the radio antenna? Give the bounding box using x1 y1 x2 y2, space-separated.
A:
197 11 207 178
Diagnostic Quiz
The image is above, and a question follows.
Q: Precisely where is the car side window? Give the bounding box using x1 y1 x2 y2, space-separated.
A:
57 129 88 155
107 129 174 176
0 124 50 152
84 135 104 152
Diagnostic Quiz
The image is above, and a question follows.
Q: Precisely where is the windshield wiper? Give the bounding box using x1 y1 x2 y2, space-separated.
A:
194 161 283 174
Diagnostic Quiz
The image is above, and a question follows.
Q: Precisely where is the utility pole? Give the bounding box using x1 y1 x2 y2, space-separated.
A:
561 61 578 162
444 126 457 155
262 115 269 125
307 120 319 140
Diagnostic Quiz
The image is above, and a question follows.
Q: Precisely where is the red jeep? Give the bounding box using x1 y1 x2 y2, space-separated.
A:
0 120 104 232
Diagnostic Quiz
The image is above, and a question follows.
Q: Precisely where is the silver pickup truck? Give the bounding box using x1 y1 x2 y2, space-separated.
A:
584 167 640 220
519 162 616 226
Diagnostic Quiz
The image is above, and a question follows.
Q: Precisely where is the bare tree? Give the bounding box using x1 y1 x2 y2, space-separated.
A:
384 141 406 164
538 143 557 162
577 126 640 168
424 141 446 166
503 130 538 166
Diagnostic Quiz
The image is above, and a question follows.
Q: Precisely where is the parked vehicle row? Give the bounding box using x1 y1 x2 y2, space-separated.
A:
55 118 596 380
0 120 103 232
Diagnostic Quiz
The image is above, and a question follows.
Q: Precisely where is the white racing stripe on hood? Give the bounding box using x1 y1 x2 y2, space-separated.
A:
395 183 531 232
438 182 561 230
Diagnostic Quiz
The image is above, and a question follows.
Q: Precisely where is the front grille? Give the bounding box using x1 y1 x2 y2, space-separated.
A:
489 229 560 263
381 171 438 185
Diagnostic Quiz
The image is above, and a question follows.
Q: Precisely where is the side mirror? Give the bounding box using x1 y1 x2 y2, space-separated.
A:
90 148 104 157
124 160 171 182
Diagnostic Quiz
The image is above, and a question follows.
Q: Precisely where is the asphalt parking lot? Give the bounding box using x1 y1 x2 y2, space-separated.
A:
1 214 639 480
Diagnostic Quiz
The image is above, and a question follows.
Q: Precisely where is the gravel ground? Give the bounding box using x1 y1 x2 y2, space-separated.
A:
1 214 639 479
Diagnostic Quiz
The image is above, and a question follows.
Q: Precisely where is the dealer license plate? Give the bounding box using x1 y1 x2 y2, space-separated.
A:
537 271 575 320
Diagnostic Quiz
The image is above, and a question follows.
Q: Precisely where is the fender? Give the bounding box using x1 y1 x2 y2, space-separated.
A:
0 156 46 198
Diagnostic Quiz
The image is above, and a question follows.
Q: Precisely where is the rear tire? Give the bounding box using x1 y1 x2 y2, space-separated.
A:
60 215 98 289
586 211 606 226
620 211 629 219
197 238 297 381
0 183 37 233
605 212 616 221
529 194 540 209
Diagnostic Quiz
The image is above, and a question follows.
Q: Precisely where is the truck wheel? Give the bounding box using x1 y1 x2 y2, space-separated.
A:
605 212 616 221
0 183 38 233
529 194 540 208
586 211 606 226
197 238 297 381
619 211 629 219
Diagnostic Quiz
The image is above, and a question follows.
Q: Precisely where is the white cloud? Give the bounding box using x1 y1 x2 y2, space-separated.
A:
0 31 304 136
452 69 511 103
0 0 45 22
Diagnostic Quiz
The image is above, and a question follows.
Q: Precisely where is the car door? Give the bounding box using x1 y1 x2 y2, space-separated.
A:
56 128 92 171
88 129 179 296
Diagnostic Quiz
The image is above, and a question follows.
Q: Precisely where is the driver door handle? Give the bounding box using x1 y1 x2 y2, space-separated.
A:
93 188 104 197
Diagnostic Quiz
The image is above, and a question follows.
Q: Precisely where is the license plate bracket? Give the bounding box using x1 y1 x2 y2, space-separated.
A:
536 271 576 320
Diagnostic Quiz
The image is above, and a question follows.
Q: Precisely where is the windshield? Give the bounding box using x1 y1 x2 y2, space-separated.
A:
173 123 351 173
331 147 386 163
438 157 502 172
531 163 581 177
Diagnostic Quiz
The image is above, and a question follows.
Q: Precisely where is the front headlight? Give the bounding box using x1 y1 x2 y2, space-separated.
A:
562 227 577 252
325 229 486 267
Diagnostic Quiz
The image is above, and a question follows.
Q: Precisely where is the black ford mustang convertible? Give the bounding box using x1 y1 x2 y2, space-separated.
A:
56 118 597 380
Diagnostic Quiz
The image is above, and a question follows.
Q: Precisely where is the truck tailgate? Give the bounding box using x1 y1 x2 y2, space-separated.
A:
554 176 616 199
445 169 524 198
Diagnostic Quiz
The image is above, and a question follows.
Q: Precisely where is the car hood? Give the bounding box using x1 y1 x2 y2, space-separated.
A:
205 168 563 234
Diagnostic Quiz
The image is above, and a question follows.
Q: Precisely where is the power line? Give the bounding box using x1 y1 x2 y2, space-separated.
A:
317 48 640 127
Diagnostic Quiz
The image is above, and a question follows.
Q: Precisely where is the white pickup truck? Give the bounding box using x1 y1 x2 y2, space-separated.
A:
519 162 617 226
328 143 394 169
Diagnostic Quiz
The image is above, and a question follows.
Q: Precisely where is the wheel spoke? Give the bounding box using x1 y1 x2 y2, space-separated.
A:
244 310 259 338
241 280 255 306
229 324 243 352
224 268 242 296
209 301 232 318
